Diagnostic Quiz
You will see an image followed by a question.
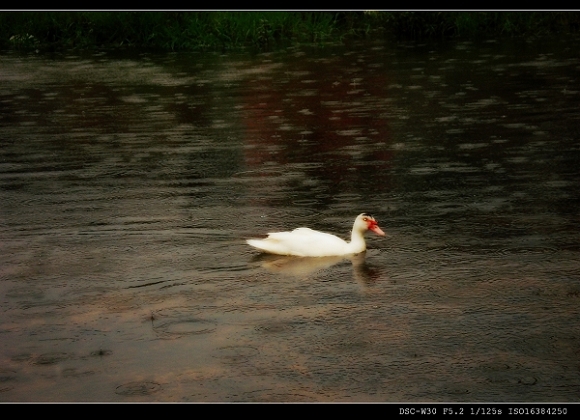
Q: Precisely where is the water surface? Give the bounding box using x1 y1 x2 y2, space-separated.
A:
1 36 579 402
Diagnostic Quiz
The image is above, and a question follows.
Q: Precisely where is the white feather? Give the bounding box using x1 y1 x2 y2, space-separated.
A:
246 213 385 257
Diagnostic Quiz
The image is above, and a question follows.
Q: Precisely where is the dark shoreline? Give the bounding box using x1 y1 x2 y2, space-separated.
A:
2 11 580 52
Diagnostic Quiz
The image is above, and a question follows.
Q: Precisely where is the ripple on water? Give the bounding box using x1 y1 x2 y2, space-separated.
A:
154 318 217 338
493 245 560 256
115 381 162 396
241 390 319 402
0 368 17 393
254 320 299 334
90 349 113 357
151 307 217 339
212 345 260 365
5 286 45 300
30 352 72 366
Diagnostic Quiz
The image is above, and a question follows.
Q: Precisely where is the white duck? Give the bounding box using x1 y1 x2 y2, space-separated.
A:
246 213 385 257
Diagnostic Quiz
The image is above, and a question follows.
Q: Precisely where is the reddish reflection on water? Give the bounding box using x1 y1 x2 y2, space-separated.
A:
238 54 394 206
0 37 579 402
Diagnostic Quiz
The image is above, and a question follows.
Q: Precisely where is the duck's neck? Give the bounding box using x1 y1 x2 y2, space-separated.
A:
347 227 367 254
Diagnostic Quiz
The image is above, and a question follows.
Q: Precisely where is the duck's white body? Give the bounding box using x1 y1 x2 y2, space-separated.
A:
246 213 385 257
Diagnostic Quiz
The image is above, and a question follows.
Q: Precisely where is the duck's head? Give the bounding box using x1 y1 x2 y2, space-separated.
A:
356 213 386 236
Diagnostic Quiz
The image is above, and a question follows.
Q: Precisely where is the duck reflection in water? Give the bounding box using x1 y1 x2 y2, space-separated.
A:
251 251 382 286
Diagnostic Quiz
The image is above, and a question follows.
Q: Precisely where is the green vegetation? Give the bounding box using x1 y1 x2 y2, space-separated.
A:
1 11 579 52
371 11 580 39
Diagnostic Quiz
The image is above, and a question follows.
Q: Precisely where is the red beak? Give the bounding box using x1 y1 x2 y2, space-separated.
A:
369 221 386 236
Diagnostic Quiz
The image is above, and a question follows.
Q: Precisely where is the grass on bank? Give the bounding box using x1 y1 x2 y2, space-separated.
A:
2 11 580 52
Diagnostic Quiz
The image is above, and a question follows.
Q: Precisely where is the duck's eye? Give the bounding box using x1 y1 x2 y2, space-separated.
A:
362 217 368 221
